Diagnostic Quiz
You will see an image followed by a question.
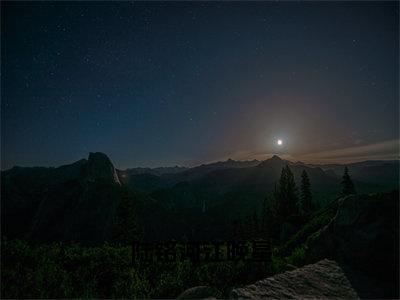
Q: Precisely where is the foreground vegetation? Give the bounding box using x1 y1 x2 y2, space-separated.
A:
2 239 275 298
2 201 339 298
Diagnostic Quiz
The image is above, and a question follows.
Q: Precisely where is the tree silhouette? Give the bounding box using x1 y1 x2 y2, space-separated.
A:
299 170 314 215
341 166 356 195
276 165 298 222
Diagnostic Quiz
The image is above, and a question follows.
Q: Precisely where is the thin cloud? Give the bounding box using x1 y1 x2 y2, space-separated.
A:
218 139 399 164
296 139 399 163
218 150 295 162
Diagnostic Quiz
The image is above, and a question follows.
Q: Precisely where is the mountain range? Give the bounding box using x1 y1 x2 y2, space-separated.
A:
1 152 398 243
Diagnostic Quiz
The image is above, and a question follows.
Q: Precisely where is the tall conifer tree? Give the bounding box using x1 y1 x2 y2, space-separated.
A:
341 166 356 195
300 170 314 215
276 165 298 221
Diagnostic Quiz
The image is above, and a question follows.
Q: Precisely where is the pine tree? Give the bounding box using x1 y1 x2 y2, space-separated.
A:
341 166 356 195
300 170 314 215
276 165 299 222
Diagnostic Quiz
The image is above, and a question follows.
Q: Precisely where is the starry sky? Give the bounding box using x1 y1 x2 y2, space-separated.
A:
1 1 399 169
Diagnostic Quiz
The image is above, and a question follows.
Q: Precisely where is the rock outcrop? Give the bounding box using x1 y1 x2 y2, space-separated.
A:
304 190 399 298
230 259 358 299
84 152 121 185
2 152 124 243
176 286 222 299
229 191 399 299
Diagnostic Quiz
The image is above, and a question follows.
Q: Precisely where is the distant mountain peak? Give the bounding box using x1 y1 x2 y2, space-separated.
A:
258 155 284 168
270 155 282 161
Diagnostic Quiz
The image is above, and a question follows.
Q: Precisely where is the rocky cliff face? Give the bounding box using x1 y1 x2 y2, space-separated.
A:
1 152 123 243
84 152 121 185
306 191 398 275
303 190 399 298
231 259 358 299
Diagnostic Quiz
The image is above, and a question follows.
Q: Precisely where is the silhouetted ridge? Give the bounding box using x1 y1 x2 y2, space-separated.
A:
270 154 282 161
258 155 285 168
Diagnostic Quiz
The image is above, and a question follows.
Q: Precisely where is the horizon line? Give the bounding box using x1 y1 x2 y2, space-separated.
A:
2 153 399 172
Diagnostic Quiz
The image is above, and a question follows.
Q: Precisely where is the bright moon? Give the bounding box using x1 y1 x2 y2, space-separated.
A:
277 139 283 146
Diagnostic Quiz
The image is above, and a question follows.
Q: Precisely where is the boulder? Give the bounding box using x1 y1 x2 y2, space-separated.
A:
230 259 358 299
177 286 222 299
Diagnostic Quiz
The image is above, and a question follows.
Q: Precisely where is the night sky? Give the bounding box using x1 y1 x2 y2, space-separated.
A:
2 1 399 169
